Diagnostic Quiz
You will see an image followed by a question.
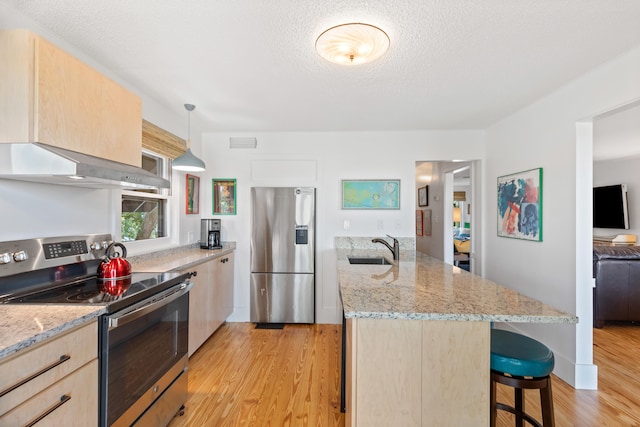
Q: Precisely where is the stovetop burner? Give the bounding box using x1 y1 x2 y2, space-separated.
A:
2 271 190 313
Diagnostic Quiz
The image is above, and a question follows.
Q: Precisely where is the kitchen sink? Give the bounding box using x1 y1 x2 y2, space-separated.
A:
347 256 393 265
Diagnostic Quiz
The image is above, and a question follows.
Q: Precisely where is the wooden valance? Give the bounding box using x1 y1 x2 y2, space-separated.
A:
142 119 186 159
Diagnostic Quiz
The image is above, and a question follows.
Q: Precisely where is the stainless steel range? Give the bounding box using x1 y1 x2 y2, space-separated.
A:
0 234 194 427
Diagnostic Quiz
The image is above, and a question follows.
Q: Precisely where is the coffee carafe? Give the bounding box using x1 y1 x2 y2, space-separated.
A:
200 219 222 249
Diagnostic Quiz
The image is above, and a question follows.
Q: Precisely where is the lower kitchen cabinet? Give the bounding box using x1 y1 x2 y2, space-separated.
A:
185 252 235 356
0 320 98 426
345 318 490 427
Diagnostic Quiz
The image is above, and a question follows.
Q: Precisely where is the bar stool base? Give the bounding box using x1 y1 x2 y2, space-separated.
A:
490 370 555 427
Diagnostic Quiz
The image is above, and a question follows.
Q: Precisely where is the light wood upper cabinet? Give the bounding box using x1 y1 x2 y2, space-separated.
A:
0 29 142 167
99 75 142 165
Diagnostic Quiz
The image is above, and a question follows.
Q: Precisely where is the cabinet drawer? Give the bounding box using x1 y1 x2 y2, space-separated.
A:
0 321 97 416
0 358 98 426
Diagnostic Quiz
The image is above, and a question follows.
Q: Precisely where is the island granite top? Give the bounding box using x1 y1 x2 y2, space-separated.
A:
337 248 578 324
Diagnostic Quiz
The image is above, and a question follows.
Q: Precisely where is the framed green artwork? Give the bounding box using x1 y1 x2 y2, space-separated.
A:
213 178 236 215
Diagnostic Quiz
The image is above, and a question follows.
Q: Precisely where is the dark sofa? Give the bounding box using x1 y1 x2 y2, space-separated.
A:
593 245 640 328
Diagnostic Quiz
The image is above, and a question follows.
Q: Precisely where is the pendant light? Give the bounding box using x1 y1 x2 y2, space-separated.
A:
172 104 206 172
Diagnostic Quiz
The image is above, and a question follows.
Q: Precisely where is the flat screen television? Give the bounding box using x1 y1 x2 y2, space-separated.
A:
593 184 629 229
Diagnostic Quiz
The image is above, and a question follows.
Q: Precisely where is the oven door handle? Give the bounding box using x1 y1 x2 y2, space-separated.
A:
108 281 193 330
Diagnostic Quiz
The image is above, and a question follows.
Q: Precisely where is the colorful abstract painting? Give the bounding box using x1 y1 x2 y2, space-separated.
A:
342 180 400 209
497 168 543 241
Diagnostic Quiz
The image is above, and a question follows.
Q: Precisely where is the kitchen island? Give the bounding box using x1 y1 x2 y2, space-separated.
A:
337 239 577 427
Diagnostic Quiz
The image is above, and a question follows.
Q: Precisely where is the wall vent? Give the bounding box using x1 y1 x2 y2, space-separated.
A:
229 137 257 149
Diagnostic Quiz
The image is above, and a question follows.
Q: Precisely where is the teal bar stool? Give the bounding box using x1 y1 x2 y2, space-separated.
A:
490 329 555 427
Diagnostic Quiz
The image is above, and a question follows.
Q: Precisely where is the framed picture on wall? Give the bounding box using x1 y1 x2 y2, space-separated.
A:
418 185 428 207
424 209 432 236
341 179 400 209
213 178 237 215
416 210 424 236
186 174 199 214
497 168 543 241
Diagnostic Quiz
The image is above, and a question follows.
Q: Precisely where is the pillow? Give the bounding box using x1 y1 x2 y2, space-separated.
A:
454 239 471 254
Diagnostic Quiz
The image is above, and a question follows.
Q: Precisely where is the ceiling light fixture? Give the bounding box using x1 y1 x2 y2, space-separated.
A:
315 23 390 65
172 104 206 172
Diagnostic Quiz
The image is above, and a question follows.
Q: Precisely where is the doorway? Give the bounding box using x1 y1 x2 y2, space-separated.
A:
588 99 640 389
415 160 477 274
452 165 471 271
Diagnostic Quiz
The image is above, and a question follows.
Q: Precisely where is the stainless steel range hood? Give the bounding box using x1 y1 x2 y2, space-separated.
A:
0 143 170 189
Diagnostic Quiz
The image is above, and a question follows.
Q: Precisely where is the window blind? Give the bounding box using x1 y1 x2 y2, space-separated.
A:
454 191 466 201
141 119 186 159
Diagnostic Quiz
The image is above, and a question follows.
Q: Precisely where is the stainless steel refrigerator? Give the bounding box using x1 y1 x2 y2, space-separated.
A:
250 187 315 324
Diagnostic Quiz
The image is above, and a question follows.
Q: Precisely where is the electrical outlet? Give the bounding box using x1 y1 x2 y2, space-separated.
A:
343 219 350 230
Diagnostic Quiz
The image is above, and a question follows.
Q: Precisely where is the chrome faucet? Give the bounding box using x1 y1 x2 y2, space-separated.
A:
372 235 400 260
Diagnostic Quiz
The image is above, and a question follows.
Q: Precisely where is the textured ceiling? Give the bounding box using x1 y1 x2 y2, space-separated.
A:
2 0 640 142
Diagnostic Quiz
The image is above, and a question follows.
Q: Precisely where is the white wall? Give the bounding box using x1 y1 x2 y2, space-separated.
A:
593 156 640 239
0 180 114 240
484 45 640 389
201 131 484 324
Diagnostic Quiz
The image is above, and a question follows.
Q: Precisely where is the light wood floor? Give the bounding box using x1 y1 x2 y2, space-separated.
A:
168 322 640 427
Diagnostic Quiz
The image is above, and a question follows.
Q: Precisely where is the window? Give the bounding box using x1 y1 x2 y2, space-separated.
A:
121 151 171 242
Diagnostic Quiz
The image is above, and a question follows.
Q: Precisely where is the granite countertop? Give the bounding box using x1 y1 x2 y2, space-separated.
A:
337 248 578 323
0 242 237 361
0 305 104 360
131 242 236 272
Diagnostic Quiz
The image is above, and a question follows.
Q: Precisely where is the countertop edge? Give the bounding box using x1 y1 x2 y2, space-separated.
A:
0 306 105 360
343 311 578 323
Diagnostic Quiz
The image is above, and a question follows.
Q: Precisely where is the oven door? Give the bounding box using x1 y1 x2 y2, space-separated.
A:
99 282 192 427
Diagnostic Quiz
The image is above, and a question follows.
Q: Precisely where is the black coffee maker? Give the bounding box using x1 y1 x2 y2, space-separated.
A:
200 219 222 249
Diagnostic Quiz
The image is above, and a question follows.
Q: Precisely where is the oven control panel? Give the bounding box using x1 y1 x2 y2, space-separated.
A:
0 233 112 277
43 240 89 259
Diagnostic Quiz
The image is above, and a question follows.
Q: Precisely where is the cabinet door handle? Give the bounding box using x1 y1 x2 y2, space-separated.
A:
25 394 71 427
0 354 71 398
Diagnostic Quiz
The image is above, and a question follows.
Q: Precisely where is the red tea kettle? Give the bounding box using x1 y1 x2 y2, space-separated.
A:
97 242 132 280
